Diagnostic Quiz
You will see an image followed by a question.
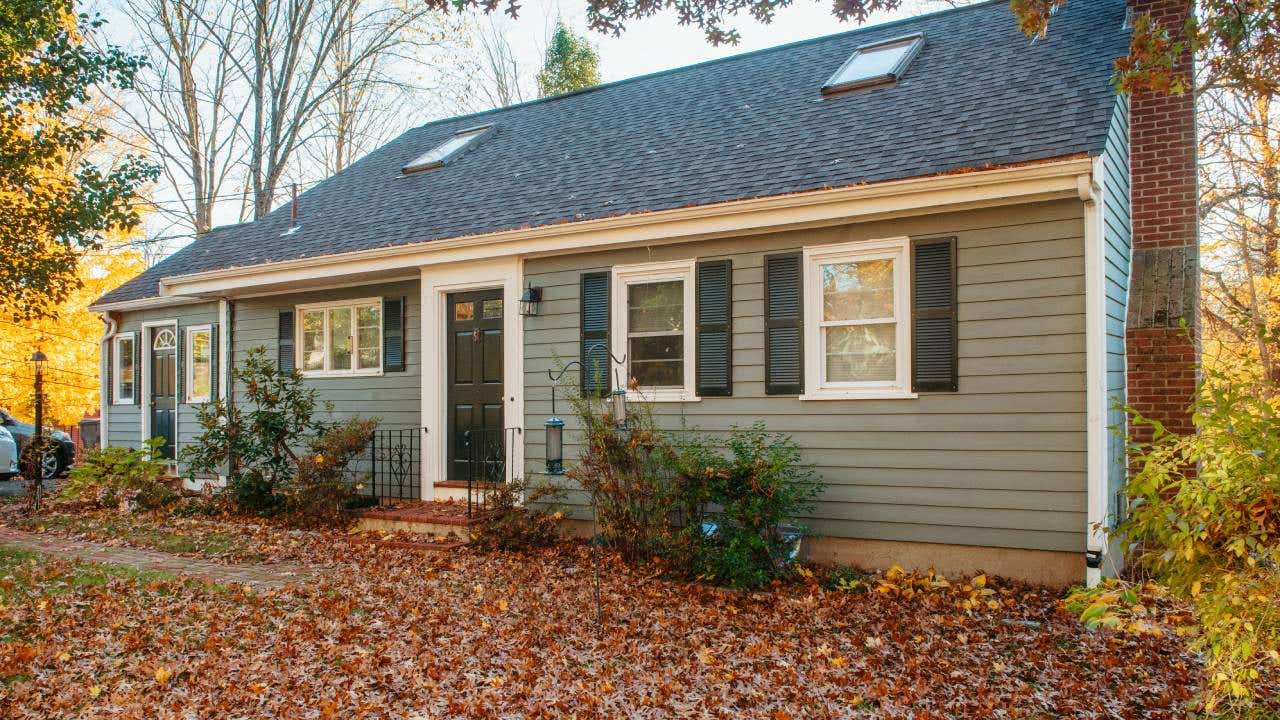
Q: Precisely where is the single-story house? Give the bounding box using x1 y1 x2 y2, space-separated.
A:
90 0 1199 585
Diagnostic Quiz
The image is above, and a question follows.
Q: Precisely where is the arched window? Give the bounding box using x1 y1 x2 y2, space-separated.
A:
152 328 176 350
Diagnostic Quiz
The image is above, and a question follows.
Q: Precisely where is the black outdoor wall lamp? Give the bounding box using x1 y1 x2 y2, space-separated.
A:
519 285 543 316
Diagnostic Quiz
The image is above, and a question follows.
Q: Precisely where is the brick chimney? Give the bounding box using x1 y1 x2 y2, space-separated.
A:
1125 0 1199 442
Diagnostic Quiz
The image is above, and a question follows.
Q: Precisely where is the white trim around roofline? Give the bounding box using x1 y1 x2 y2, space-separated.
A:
148 158 1093 300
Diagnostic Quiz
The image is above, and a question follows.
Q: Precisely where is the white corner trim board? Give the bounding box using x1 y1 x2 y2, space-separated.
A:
89 158 1093 307
1079 157 1109 588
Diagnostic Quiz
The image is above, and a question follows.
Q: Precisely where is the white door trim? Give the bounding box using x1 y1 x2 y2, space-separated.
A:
139 319 178 465
420 257 524 500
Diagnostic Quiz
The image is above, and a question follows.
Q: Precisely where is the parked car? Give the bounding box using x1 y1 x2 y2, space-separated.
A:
0 425 17 481
0 408 74 480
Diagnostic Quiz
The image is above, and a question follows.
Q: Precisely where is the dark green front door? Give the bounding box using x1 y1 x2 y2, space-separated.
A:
149 326 177 461
446 290 504 482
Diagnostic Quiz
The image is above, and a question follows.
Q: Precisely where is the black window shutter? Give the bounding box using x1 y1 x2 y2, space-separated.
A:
764 252 804 395
696 259 733 396
580 271 610 397
134 338 142 405
176 324 185 404
209 322 220 401
105 340 113 405
912 237 959 393
278 311 296 373
383 297 405 372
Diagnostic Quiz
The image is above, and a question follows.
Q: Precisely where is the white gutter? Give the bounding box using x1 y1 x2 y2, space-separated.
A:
98 313 118 449
1078 160 1108 588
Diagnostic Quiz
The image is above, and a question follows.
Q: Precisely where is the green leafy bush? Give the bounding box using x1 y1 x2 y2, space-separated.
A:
183 346 376 525
1113 369 1280 714
667 423 819 588
471 477 566 552
62 437 174 510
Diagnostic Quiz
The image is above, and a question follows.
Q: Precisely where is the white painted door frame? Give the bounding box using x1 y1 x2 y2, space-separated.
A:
420 257 525 500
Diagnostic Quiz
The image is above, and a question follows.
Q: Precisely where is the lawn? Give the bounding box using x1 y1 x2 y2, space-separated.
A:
0 509 1203 719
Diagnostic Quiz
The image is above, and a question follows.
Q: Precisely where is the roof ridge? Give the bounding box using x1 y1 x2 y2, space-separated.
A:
405 0 1007 132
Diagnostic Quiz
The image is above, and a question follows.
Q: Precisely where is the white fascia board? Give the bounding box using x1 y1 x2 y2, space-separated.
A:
159 158 1093 299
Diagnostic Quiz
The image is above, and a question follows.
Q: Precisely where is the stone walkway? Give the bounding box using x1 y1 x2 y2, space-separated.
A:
0 527 314 588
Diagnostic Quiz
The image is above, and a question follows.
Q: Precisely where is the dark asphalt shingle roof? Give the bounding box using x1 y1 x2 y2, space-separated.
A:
99 0 1129 305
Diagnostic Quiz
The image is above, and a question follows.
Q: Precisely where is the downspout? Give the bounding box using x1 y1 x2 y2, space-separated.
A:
98 312 119 448
1079 162 1108 588
219 298 235 485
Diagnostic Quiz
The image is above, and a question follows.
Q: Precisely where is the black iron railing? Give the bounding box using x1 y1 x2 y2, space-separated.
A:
461 426 522 517
361 427 426 501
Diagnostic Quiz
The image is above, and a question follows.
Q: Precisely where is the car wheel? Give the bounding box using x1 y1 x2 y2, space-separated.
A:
40 449 61 481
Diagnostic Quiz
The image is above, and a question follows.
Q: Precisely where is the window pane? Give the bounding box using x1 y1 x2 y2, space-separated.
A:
357 304 380 369
329 308 352 370
190 330 211 399
302 310 325 371
482 298 503 319
454 302 474 321
822 258 894 321
829 38 916 88
118 338 134 397
629 335 683 387
627 281 683 333
825 323 896 382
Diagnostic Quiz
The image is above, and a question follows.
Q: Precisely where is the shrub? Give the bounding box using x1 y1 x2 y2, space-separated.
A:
281 418 376 528
471 477 566 552
62 437 174 511
1112 368 1280 714
567 385 678 561
183 346 377 524
667 423 819 588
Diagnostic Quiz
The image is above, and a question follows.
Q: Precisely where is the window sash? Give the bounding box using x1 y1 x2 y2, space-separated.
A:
295 299 382 376
185 326 212 402
611 260 698 401
113 334 136 404
802 238 913 398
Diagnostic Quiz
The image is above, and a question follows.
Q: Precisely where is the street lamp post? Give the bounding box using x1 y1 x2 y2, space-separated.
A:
28 350 46 510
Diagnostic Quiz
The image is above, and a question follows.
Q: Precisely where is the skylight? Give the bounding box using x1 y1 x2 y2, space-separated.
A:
822 33 924 94
402 125 491 174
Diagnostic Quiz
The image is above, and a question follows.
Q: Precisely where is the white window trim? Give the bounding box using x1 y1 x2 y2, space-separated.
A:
184 324 213 403
611 259 699 403
800 236 916 401
295 296 384 378
112 332 136 405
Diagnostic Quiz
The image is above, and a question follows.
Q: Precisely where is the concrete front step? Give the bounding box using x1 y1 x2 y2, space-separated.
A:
432 480 503 504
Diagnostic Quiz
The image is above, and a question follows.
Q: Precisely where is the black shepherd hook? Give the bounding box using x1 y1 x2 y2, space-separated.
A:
545 343 626 414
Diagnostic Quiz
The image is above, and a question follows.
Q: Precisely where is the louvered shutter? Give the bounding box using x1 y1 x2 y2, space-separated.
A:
580 272 610 397
176 324 185 403
764 253 804 395
133 338 142 405
104 340 113 405
911 237 958 392
278 311 296 373
209 322 220 401
383 297 405 372
696 259 733 396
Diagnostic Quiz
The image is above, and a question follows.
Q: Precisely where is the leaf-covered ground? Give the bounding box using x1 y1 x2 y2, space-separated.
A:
0 508 1201 718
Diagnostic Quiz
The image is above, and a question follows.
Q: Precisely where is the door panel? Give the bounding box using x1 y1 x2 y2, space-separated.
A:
149 327 177 461
446 290 505 482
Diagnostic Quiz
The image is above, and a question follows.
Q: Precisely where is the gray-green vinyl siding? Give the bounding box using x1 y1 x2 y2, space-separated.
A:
104 301 219 475
1101 96 1132 524
522 199 1089 553
230 280 421 430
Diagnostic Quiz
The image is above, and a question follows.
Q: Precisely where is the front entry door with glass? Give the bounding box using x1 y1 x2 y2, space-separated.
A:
446 290 505 483
149 327 177 461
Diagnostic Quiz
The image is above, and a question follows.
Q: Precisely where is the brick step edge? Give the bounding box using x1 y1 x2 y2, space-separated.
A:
338 534 466 552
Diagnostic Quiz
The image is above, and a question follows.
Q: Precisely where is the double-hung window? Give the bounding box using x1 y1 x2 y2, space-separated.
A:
185 325 212 403
297 299 382 376
611 260 698 402
113 333 136 404
802 237 913 399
